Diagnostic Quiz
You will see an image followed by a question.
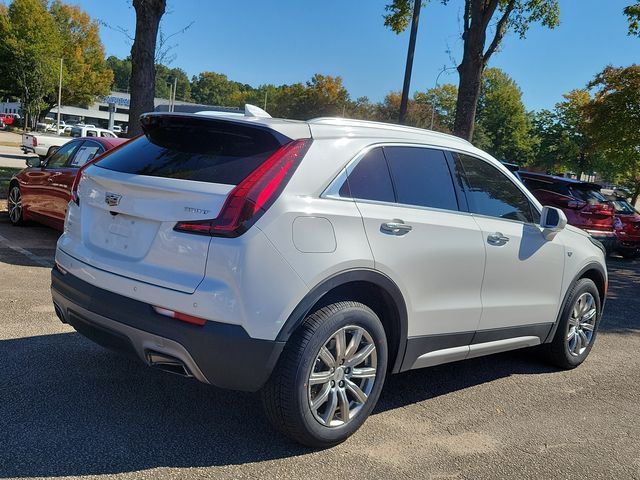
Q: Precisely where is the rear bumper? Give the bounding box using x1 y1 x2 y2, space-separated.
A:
51 267 284 392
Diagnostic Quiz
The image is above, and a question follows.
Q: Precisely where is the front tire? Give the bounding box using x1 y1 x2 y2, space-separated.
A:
261 301 388 448
542 278 601 369
7 185 24 226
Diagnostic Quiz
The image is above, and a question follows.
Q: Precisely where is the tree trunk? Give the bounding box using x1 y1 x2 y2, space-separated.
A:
128 0 166 137
452 4 488 141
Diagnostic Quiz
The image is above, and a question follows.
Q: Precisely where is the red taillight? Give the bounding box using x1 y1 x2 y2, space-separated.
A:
175 138 313 237
32 137 37 147
153 306 207 326
584 203 613 214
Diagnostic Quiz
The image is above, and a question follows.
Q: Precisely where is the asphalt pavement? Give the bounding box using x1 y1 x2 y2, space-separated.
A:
0 213 639 479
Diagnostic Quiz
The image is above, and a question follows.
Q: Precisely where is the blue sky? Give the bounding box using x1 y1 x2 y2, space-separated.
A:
65 0 639 111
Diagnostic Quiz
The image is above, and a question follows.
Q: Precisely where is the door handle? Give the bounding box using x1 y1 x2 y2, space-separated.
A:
381 220 412 236
47 177 54 182
487 232 510 246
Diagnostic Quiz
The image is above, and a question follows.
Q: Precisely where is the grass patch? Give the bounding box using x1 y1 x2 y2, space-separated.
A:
0 167 21 199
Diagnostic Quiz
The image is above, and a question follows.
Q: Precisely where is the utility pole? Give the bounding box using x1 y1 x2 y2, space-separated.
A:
56 58 63 135
172 77 177 112
264 90 268 111
398 0 422 125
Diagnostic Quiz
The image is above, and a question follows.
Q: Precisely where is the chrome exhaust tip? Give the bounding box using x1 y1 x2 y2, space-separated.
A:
145 350 194 378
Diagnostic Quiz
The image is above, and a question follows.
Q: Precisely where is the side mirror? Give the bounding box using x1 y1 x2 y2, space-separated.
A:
26 156 43 168
540 206 567 238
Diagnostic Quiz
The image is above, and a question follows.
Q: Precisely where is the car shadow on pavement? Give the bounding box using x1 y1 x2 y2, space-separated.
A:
0 332 310 477
0 331 562 477
599 258 640 334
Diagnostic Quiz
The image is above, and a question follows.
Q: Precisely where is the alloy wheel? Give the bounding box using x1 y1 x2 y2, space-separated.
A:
308 325 377 428
7 187 22 224
567 292 597 357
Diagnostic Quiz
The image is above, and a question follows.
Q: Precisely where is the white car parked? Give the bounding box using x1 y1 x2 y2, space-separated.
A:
52 112 607 447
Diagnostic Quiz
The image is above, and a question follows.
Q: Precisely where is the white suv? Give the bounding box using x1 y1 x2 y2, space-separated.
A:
52 113 607 447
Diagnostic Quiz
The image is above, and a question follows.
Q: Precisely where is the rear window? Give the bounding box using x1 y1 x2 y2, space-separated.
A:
94 116 286 185
569 187 607 204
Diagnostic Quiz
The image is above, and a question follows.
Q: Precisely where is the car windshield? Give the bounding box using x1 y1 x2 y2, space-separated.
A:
569 187 608 204
610 199 637 214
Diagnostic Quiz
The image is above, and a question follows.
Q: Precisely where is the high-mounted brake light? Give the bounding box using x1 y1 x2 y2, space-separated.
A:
153 306 207 326
174 138 313 237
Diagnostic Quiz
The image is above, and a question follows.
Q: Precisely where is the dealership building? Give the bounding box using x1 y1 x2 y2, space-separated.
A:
19 91 239 130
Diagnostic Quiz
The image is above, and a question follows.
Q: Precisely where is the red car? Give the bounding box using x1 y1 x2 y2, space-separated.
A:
7 136 127 231
519 172 617 253
607 195 640 259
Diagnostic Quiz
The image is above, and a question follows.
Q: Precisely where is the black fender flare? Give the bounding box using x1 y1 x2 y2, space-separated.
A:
544 262 607 343
276 269 409 373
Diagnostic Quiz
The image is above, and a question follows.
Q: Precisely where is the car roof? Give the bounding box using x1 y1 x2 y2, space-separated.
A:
76 136 128 149
518 171 602 189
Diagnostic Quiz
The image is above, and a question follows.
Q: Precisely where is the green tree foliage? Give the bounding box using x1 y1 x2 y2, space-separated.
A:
190 71 251 106
624 3 640 35
155 64 191 101
0 0 61 127
414 83 457 132
384 0 559 140
474 68 536 163
531 90 591 173
0 0 113 126
584 65 640 203
106 55 131 92
49 0 113 109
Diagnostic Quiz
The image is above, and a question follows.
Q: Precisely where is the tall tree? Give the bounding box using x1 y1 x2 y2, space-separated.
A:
414 83 458 132
106 55 132 92
128 0 166 137
0 0 61 128
584 65 640 204
531 90 591 173
385 0 560 141
49 0 113 109
155 64 191 101
474 68 535 163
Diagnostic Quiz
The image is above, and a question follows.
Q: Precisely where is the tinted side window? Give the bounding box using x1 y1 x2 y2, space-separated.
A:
46 141 81 168
340 147 395 203
384 146 459 211
457 153 536 223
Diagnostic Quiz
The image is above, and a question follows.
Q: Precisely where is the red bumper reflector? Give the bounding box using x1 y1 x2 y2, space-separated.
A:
153 306 207 326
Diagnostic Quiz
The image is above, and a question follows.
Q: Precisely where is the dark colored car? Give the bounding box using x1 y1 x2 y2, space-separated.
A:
606 195 640 259
7 136 127 231
519 172 617 253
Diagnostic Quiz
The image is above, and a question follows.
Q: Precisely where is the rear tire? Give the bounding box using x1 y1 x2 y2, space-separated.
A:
7 185 24 226
542 278 601 369
261 301 388 448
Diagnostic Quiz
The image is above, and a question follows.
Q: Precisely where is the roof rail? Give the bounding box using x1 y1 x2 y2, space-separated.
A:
308 117 472 144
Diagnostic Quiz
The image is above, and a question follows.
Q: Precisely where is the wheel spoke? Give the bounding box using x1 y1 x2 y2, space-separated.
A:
345 379 368 404
582 308 596 321
573 331 583 354
309 370 333 385
334 328 346 362
311 382 331 410
567 327 577 341
580 322 595 332
337 388 350 422
345 343 375 368
345 328 363 360
351 366 376 379
321 388 338 424
318 346 336 368
578 330 590 348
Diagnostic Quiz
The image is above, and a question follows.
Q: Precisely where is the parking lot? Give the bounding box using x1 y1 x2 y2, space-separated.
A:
0 210 639 479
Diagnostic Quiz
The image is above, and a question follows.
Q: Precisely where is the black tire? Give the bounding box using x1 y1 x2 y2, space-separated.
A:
261 301 388 448
542 278 601 369
7 184 24 226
